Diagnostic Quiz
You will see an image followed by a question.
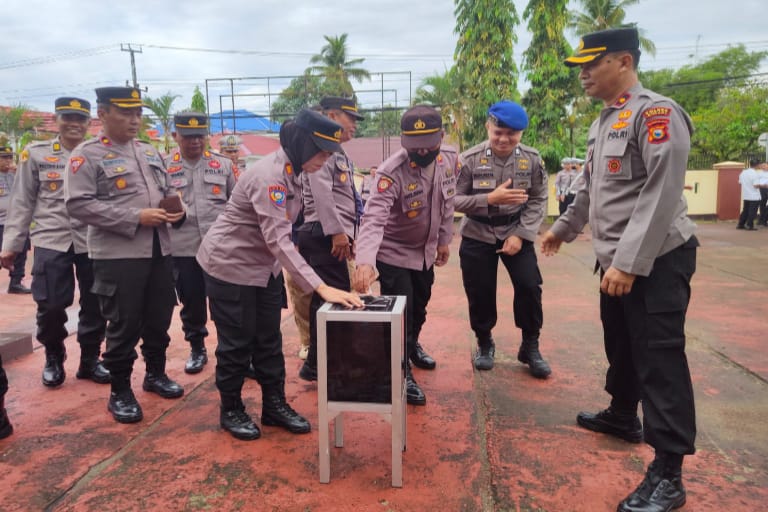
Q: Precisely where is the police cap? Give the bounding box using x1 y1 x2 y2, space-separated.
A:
295 108 343 154
55 97 91 117
0 146 13 157
95 86 146 108
565 27 640 67
174 112 208 136
219 134 242 150
488 100 529 131
320 96 364 120
400 105 442 150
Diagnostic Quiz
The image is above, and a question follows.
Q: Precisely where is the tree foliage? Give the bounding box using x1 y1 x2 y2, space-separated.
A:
190 86 207 113
0 104 42 152
568 0 655 56
144 92 180 153
308 33 370 97
414 69 465 149
357 106 402 138
453 0 520 147
270 72 334 122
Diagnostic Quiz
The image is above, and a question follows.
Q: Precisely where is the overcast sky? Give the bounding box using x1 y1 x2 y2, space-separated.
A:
1 0 766 117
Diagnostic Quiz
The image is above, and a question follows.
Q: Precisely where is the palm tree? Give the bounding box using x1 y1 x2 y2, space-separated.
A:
414 69 466 149
308 34 370 97
569 0 656 56
144 92 180 153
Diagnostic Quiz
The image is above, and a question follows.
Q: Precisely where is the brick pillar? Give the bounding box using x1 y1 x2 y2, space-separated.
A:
713 161 745 221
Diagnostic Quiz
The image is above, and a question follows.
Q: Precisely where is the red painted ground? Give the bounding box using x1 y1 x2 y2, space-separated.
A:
1 220 766 511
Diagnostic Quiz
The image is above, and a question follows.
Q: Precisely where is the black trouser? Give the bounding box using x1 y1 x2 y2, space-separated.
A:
601 237 698 455
737 199 760 228
376 260 434 361
558 193 576 216
31 246 106 357
205 272 286 406
0 225 29 282
758 188 768 225
298 225 351 369
173 256 209 348
459 236 543 343
0 354 7 398
91 257 176 387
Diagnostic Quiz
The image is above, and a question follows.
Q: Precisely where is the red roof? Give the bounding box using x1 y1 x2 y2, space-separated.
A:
209 133 281 157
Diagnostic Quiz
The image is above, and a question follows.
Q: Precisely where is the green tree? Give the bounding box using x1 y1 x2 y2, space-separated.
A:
568 0 656 56
0 104 42 153
144 92 180 153
357 106 402 138
190 86 207 113
521 0 577 170
308 33 371 97
453 0 521 147
270 72 334 123
414 69 465 149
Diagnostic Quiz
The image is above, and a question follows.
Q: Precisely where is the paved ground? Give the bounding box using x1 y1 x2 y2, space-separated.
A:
0 220 766 512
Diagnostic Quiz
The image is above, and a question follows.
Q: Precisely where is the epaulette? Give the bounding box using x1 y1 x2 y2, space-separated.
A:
461 141 487 159
517 143 540 157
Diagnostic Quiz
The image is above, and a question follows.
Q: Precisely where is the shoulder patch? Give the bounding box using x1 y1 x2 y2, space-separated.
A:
69 156 85 174
377 176 394 193
646 119 670 144
269 184 288 207
642 107 672 120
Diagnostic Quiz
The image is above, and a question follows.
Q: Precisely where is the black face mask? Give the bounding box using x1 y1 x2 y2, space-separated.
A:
408 148 440 168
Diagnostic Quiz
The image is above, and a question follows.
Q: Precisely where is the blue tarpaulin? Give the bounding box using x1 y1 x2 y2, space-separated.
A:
208 110 281 134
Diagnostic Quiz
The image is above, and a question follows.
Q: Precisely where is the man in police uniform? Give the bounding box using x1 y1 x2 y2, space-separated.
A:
1 97 109 388
353 105 458 405
218 134 242 169
555 157 580 216
297 96 367 381
0 145 31 294
542 28 698 512
455 101 551 378
65 86 186 424
167 113 236 374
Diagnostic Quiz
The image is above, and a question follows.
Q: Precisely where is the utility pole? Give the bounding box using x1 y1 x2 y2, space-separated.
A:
120 44 143 88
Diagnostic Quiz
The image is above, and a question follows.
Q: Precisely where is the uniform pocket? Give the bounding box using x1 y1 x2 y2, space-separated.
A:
203 174 228 202
38 171 65 199
103 166 137 197
91 280 119 322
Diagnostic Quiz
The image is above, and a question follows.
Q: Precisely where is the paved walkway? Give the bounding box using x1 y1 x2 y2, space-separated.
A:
0 220 766 511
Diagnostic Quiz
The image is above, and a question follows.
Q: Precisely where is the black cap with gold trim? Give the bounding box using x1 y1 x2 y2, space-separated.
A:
295 108 343 154
564 27 640 67
400 105 442 150
174 112 209 136
95 86 146 108
0 146 13 157
319 96 365 120
55 97 91 117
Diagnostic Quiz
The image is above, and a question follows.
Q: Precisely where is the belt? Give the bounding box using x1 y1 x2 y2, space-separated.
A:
467 212 521 227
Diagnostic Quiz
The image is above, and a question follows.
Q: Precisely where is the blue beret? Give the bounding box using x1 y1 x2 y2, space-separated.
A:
488 100 528 131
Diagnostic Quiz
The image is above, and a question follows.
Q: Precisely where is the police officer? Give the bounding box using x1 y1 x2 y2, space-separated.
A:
542 28 698 512
555 157 580 216
353 105 458 405
166 113 236 374
65 86 187 424
218 134 242 169
197 109 362 441
297 96 365 382
360 165 377 206
1 97 109 387
0 355 12 439
455 101 552 378
0 146 31 294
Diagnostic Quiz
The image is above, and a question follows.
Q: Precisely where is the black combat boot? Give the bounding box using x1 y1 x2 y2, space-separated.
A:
473 336 495 371
143 360 184 398
517 338 552 379
76 354 111 384
0 395 13 439
298 361 317 382
577 407 643 443
261 389 311 434
220 396 261 441
7 277 31 294
618 454 686 512
108 377 143 423
42 348 67 387
184 342 208 375
410 341 436 370
405 365 426 405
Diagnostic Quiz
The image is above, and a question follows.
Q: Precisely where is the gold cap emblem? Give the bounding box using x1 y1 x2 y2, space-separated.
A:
190 118 199 127
334 129 342 140
70 100 81 108
131 90 139 99
414 119 426 130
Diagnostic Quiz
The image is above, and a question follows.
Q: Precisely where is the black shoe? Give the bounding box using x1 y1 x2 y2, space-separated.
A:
7 282 31 294
618 463 686 512
184 348 208 374
736 225 745 229
577 407 643 443
245 362 258 380
298 362 317 382
0 408 13 440
42 351 66 387
406 373 426 405
517 340 552 379
76 358 111 384
108 388 143 423
261 395 311 433
473 341 495 371
142 373 184 399
410 342 436 370
220 407 261 440
745 226 757 231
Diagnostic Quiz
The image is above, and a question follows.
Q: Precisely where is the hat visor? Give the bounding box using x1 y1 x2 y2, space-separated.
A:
56 108 90 117
401 132 442 151
310 134 342 154
111 100 148 109
344 110 365 121
176 127 209 137
564 53 603 67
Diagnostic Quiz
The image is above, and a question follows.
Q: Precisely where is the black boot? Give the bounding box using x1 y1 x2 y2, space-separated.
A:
577 407 643 443
143 360 184 399
108 386 143 423
220 397 261 441
517 338 552 379
184 344 208 374
76 356 111 384
473 337 495 371
405 366 426 405
7 278 31 294
618 456 686 512
42 349 66 387
261 391 311 434
298 361 317 382
410 342 436 370
0 395 13 439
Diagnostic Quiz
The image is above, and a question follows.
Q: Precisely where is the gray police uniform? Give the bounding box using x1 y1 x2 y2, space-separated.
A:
0 170 30 283
165 149 236 351
356 146 457 360
64 133 180 386
455 141 548 344
197 148 322 406
555 167 580 215
2 138 105 357
298 151 359 369
550 83 698 455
